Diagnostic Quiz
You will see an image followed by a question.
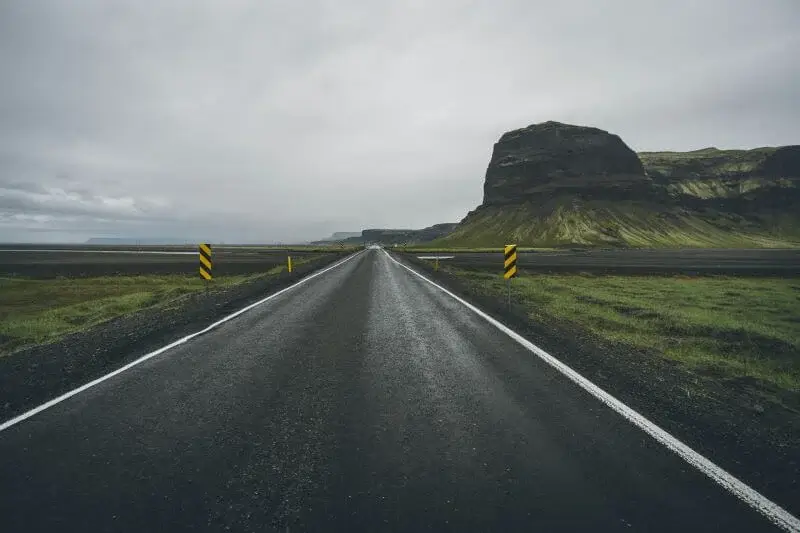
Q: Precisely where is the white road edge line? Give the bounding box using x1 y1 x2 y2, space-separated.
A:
0 250 365 433
384 249 800 532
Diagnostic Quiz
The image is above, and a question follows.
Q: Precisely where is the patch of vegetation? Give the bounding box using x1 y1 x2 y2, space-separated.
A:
664 177 793 199
0 267 290 354
450 269 800 393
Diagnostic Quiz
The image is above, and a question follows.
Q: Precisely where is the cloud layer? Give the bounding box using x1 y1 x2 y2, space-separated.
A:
1 0 798 242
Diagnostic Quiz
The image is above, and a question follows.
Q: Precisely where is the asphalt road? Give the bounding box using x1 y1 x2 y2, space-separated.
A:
0 249 792 532
426 248 800 276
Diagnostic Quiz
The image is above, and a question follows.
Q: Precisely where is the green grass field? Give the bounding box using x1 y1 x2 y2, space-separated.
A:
0 268 288 355
449 268 800 393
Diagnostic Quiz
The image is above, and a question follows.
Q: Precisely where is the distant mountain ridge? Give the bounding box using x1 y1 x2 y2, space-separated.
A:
437 121 799 248
317 232 362 241
312 223 458 245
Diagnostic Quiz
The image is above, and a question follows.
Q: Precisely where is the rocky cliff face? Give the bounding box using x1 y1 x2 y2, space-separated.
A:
761 146 800 177
480 121 800 213
640 146 800 181
482 121 651 206
639 145 800 214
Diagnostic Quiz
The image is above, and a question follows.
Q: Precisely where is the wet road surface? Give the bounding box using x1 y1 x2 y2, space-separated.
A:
0 249 789 531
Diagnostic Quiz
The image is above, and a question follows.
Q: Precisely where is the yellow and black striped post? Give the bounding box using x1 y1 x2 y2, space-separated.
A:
287 255 292 273
504 244 517 309
504 244 518 279
199 243 212 281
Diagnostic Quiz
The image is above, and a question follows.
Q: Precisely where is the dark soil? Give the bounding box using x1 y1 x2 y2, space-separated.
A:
0 249 322 278
0 252 348 420
395 252 800 517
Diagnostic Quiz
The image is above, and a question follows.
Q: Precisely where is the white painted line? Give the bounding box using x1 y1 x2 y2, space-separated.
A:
384 250 800 532
416 255 455 260
0 251 364 433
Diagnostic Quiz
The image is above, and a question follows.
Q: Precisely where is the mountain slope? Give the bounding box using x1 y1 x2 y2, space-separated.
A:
437 122 800 248
440 200 799 248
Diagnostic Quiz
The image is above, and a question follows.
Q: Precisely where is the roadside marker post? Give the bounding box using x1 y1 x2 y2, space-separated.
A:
435 257 440 271
199 243 212 293
504 244 518 309
287 255 292 273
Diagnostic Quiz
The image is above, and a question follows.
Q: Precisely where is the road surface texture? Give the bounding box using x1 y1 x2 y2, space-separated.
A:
428 248 800 276
0 249 794 532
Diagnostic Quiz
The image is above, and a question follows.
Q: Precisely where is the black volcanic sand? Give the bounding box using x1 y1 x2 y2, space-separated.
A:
427 248 800 276
0 247 324 278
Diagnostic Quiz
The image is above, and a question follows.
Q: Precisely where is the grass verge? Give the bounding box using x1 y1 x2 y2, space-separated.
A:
0 264 296 355
447 268 800 393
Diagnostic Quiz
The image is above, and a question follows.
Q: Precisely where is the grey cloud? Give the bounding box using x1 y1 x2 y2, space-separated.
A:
0 180 47 194
0 182 162 219
1 0 798 243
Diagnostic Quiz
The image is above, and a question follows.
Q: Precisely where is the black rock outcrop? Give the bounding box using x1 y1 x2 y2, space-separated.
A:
482 121 650 205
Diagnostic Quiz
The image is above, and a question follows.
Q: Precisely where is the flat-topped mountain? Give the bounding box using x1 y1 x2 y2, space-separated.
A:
483 121 653 205
438 121 799 248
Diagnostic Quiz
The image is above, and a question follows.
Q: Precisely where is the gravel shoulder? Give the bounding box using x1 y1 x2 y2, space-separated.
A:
0 252 349 420
394 252 800 517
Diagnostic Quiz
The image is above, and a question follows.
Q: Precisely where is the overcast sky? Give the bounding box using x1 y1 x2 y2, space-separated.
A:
1 0 798 243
